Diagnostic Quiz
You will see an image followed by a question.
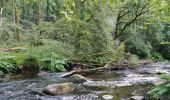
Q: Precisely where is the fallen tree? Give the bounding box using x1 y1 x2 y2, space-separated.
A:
62 59 151 78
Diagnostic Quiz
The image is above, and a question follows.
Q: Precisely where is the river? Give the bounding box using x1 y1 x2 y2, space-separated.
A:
0 62 170 100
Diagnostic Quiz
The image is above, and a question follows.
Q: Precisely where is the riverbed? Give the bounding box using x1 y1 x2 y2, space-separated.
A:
0 62 170 100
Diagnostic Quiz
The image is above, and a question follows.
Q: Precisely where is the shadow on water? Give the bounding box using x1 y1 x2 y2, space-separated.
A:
9 72 40 81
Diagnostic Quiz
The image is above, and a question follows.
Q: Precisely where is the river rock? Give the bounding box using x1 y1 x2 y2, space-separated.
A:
70 74 87 81
129 96 146 100
102 94 113 100
42 82 75 95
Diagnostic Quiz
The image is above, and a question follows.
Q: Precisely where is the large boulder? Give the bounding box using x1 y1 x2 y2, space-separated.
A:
42 82 75 95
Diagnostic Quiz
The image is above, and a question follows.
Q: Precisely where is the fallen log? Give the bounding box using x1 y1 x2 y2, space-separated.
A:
61 59 151 78
61 64 111 78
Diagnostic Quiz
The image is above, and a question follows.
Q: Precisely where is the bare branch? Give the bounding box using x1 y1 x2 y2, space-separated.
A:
118 10 132 21
115 1 149 39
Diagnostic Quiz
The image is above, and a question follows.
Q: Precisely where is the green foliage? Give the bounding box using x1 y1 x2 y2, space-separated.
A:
21 56 39 71
148 75 170 100
0 0 170 75
0 56 17 73
30 39 75 59
113 43 126 61
161 45 170 60
0 20 23 42
0 56 16 64
0 62 16 73
126 53 140 67
76 42 126 65
125 29 151 58
59 0 114 56
40 52 68 72
150 51 164 61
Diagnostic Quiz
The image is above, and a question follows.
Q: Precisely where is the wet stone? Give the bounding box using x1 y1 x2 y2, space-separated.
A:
42 82 75 95
102 94 113 100
129 96 146 100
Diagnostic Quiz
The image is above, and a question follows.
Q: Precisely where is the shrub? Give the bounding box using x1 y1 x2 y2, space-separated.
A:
41 58 67 72
149 51 164 61
161 45 170 60
128 53 140 67
0 56 16 63
124 30 151 58
21 56 39 71
40 52 68 72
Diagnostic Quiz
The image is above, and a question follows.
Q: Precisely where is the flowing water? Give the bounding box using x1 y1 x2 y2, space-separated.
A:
0 62 170 100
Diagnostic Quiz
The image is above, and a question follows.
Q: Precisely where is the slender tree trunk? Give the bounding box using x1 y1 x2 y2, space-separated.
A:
21 0 25 21
0 8 3 27
13 0 20 40
37 0 43 24
0 0 3 8
0 0 3 26
46 0 50 21
55 0 60 18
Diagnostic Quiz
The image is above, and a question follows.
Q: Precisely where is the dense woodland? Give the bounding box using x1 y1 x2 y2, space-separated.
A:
0 0 170 99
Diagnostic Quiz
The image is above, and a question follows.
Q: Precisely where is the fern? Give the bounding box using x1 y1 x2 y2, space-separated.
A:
0 62 16 73
40 52 68 72
148 75 170 99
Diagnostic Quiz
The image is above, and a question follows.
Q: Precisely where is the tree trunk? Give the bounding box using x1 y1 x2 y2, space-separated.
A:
0 0 3 27
37 0 43 24
61 64 111 78
46 0 50 21
13 0 20 40
0 8 3 27
21 0 25 21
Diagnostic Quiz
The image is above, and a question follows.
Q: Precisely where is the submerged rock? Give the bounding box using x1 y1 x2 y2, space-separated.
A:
40 94 98 100
102 94 113 100
42 82 75 95
83 80 114 88
129 96 146 100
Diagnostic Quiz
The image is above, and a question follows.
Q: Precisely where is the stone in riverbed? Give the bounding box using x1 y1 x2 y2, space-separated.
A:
42 82 75 95
129 96 146 100
70 74 87 81
102 94 113 100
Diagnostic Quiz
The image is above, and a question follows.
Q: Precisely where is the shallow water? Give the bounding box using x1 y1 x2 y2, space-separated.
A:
0 62 170 100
